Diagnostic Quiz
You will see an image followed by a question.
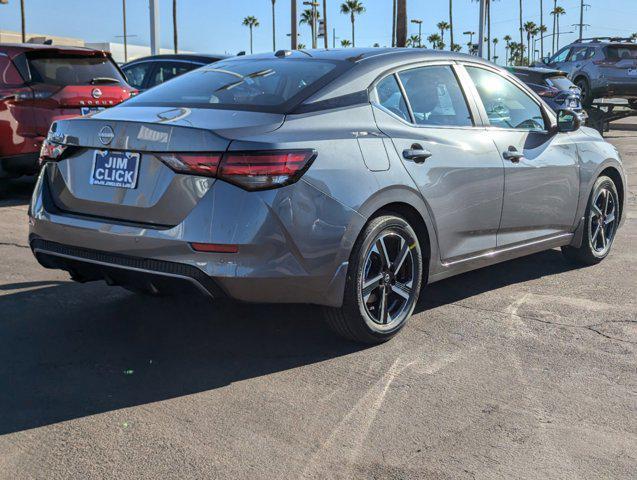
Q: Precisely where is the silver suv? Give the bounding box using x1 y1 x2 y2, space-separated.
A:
543 37 637 107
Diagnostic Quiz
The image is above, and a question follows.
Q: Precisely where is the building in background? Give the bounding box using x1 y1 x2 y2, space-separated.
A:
0 29 83 46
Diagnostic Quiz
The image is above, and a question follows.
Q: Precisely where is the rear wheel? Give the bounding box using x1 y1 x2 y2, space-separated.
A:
629 99 637 110
562 176 619 265
323 215 423 344
576 77 593 108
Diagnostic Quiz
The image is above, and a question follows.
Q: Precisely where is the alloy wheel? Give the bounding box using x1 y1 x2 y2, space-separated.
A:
588 187 617 256
360 231 416 330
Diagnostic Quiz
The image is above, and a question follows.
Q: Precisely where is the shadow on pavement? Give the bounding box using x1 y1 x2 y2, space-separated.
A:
0 176 36 206
0 249 577 435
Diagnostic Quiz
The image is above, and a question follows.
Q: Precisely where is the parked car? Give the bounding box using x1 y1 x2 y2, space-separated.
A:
31 49 626 344
121 54 227 92
508 66 586 120
0 43 135 179
541 37 637 108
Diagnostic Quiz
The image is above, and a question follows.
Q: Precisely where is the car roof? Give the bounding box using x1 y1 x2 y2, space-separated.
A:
0 43 104 57
122 53 229 66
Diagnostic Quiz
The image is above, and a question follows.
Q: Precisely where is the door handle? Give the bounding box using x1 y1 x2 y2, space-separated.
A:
502 146 524 163
403 144 432 164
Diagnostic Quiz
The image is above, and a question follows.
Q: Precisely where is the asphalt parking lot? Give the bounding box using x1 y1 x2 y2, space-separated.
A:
0 121 635 480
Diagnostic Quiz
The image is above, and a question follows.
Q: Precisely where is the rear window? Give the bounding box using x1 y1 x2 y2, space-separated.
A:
605 45 637 60
0 56 23 87
124 58 347 113
546 75 575 90
26 54 126 86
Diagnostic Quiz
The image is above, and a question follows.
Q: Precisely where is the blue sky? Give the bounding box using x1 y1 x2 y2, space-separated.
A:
1 0 635 58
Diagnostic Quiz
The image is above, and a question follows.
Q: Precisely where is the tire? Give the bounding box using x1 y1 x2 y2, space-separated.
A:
629 99 637 110
323 215 423 344
575 77 593 108
562 175 619 265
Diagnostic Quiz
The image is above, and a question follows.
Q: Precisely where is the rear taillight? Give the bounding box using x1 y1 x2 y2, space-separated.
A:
218 150 316 191
157 149 316 191
39 138 69 166
157 153 221 177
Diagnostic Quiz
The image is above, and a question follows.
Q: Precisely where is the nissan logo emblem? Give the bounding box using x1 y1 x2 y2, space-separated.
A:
92 88 103 99
98 126 115 145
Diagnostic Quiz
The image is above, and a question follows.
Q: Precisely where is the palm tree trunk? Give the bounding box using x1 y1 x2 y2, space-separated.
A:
322 0 328 49
290 0 298 49
351 12 355 47
250 26 253 54
20 0 26 43
552 0 557 55
540 0 544 59
487 0 491 60
396 0 407 47
519 0 523 63
172 0 178 53
449 0 454 49
391 0 397 47
556 15 560 51
272 1 276 51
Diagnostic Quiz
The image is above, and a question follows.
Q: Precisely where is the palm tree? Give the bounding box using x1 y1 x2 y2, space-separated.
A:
340 39 351 47
270 0 276 51
538 24 548 60
524 21 537 65
551 0 557 55
492 37 499 64
299 8 320 46
298 43 307 49
451 43 462 52
20 0 26 42
448 0 454 52
437 21 450 48
406 34 420 48
551 6 566 52
539 0 544 59
172 0 178 53
631 32 637 41
340 1 365 48
503 35 512 65
519 0 524 58
391 0 397 47
242 16 259 54
427 33 443 50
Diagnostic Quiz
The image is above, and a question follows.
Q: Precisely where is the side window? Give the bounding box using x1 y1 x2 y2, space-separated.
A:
374 74 410 121
570 47 588 62
398 66 472 127
466 67 546 131
551 48 571 63
149 62 196 88
0 56 24 87
122 62 152 89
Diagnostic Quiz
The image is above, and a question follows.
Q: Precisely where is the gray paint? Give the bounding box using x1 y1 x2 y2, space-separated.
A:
30 49 627 307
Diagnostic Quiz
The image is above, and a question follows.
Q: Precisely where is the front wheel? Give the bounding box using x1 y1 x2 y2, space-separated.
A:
323 215 423 344
562 175 619 265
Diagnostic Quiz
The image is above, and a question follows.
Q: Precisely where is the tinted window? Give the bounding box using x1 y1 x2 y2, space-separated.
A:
546 75 575 90
0 56 23 87
375 75 410 121
466 67 546 131
570 46 589 62
398 66 472 127
126 58 344 112
122 62 153 89
149 62 198 88
26 54 126 86
551 48 570 63
605 45 637 60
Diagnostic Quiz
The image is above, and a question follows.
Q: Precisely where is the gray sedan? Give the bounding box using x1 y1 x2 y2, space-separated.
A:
31 48 627 343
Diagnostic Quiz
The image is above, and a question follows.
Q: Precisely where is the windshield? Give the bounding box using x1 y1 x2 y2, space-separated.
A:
124 58 346 113
27 54 126 86
546 76 575 90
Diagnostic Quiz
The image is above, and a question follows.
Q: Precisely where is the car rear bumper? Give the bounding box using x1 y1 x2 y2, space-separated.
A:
591 81 637 99
29 164 362 307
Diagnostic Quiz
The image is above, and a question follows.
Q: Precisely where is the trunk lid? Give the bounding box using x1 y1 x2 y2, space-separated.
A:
46 107 285 226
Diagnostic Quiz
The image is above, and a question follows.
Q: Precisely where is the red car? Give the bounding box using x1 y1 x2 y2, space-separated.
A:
0 44 136 179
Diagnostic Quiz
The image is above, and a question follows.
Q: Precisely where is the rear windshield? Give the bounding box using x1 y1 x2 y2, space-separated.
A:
124 58 347 113
546 76 575 90
26 54 126 86
605 45 637 60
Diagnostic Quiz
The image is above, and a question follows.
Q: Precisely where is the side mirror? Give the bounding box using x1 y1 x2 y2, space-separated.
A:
556 109 581 133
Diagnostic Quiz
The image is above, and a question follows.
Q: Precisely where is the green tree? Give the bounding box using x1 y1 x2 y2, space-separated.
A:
492 37 499 63
340 0 365 47
427 33 444 50
551 6 566 52
406 34 420 48
503 34 512 65
242 16 260 54
524 21 537 64
340 38 352 47
299 8 320 46
437 21 450 48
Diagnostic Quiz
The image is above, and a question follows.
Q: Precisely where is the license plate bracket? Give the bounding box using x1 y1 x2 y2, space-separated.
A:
90 150 140 189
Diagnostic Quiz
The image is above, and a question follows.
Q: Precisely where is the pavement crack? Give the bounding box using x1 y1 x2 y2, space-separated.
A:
0 241 29 249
